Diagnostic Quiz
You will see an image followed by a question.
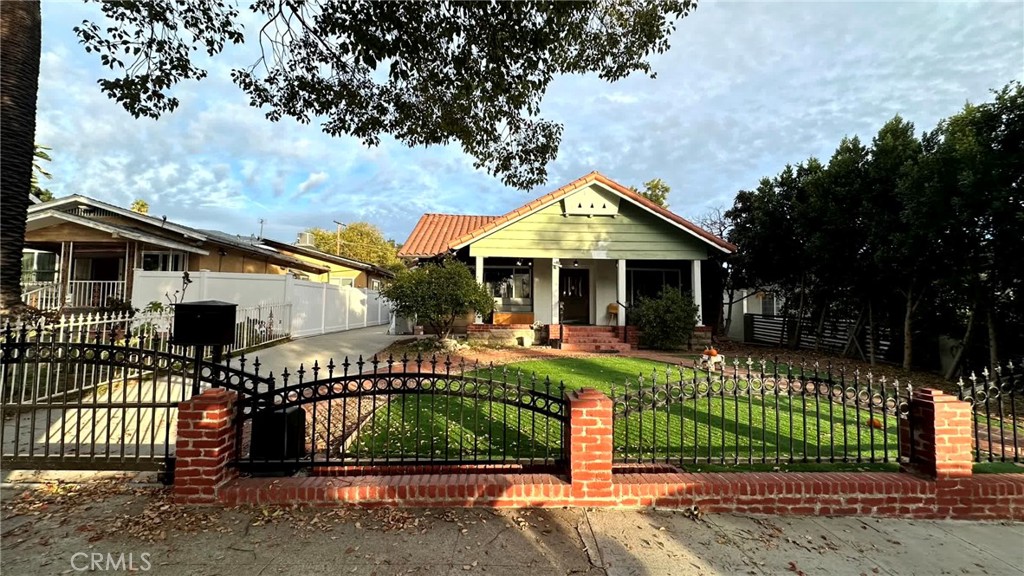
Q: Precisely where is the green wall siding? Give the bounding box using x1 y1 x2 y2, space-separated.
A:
468 186 711 260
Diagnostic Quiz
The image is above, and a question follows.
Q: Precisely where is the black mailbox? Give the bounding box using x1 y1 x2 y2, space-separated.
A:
250 407 306 474
173 300 237 347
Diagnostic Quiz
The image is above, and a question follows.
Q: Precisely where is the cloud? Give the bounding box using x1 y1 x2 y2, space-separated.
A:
297 171 329 195
34 1 1023 245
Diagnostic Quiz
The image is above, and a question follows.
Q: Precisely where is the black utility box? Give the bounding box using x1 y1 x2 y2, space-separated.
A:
250 406 307 463
173 300 237 346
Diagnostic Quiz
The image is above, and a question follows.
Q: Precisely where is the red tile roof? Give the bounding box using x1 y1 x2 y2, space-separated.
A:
398 214 499 258
398 172 737 258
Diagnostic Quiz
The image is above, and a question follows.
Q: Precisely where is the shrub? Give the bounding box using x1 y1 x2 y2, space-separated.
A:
630 289 699 350
380 258 494 340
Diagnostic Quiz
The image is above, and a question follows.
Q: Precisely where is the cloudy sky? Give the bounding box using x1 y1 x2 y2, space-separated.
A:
36 1 1023 245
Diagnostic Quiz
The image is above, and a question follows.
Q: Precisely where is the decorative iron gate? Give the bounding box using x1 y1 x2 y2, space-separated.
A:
233 356 568 473
0 322 271 473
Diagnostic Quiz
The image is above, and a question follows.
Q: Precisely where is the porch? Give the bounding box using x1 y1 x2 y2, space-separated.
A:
471 256 707 327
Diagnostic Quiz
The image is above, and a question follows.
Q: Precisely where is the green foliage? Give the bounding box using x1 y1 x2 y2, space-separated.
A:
725 81 1024 370
31 144 53 201
303 223 404 271
630 178 670 207
380 259 493 339
630 289 699 350
73 1 695 190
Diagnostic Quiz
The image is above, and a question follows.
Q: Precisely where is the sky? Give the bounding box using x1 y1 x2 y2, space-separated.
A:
36 1 1023 245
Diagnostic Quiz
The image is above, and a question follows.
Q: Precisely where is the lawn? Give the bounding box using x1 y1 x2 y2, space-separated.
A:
349 356 906 466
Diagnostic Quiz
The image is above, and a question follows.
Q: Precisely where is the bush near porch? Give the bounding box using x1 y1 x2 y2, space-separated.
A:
629 289 699 350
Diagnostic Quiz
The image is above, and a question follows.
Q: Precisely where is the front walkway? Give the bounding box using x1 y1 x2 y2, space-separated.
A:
244 325 407 376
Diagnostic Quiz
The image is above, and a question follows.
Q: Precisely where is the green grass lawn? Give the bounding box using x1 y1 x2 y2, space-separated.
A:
350 356 907 465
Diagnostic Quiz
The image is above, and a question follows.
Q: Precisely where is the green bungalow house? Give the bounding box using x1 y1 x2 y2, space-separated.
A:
397 172 736 351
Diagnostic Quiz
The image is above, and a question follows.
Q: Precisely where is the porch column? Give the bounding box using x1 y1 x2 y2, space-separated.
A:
551 259 560 324
474 255 484 324
616 259 626 326
692 260 703 326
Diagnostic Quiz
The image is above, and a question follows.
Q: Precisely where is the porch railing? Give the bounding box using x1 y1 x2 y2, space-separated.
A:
67 280 125 308
21 282 61 310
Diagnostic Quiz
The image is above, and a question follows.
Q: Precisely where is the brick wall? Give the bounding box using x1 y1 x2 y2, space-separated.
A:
180 386 1024 520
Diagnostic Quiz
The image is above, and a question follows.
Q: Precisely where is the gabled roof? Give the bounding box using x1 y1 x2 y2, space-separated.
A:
259 238 396 278
29 194 206 240
26 211 210 254
398 172 736 258
398 214 499 258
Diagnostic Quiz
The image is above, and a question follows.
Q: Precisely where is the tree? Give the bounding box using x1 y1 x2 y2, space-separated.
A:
696 206 746 336
2 0 695 316
130 199 149 214
303 223 404 272
380 259 493 340
1 1 41 312
32 144 54 201
631 178 670 207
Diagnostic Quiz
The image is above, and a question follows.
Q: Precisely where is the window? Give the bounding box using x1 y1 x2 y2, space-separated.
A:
483 265 532 312
625 268 682 305
336 277 355 287
142 251 185 272
21 251 58 283
762 292 782 316
369 279 382 291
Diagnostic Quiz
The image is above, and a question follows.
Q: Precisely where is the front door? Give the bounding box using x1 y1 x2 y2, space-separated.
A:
559 268 589 324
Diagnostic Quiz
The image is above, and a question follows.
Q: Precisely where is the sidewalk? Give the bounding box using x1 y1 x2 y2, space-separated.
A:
1 481 1021 576
241 325 407 376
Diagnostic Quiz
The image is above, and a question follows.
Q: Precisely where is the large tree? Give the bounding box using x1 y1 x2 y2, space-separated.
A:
631 178 671 207
0 0 696 316
304 222 404 272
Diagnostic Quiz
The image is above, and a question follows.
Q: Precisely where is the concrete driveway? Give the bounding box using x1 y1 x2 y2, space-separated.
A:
241 326 408 377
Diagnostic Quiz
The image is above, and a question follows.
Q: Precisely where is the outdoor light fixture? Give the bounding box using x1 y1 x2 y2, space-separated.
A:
573 259 579 267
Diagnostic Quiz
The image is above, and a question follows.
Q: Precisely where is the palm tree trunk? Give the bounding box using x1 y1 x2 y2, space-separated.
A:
0 1 41 315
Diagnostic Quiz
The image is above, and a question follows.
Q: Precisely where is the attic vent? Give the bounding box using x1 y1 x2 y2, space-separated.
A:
296 232 315 247
578 203 583 208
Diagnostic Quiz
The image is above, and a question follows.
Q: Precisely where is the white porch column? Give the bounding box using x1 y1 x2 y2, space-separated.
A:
551 259 560 324
616 259 626 326
474 255 484 324
692 260 703 326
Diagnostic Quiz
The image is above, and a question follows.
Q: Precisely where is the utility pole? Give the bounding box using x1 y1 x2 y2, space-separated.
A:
333 220 346 255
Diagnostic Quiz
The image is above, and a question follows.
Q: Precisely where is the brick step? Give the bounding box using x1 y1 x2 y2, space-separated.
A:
560 342 632 353
564 337 626 344
562 326 617 333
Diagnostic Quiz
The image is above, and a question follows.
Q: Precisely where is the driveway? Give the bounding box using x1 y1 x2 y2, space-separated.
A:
242 326 408 377
1 479 1021 576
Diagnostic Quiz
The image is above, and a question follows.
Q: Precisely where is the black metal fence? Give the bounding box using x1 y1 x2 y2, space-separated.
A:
0 322 196 470
611 359 912 466
957 361 1023 463
233 355 568 473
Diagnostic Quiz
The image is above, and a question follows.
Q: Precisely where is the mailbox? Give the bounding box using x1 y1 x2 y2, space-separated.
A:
173 300 237 347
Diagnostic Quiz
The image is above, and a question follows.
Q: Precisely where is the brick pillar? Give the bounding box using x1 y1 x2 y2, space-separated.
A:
173 388 237 504
567 389 614 501
900 388 973 480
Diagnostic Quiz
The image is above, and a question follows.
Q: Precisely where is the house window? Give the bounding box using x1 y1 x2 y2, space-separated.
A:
142 251 186 272
336 277 355 287
369 279 382 291
483 265 532 312
762 292 782 316
625 268 682 305
21 251 58 283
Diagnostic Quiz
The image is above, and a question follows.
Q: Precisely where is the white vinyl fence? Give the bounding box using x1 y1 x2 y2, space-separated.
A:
131 271 391 339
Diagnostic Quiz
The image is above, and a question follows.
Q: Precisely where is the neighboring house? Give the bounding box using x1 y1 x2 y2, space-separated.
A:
723 289 785 340
398 172 736 336
22 195 332 310
260 236 395 289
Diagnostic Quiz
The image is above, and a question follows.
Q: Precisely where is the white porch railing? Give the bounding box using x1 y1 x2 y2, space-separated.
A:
21 282 61 310
67 280 126 308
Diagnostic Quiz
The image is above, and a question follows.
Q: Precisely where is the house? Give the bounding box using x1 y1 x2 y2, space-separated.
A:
398 172 736 349
260 236 395 289
20 195 380 311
